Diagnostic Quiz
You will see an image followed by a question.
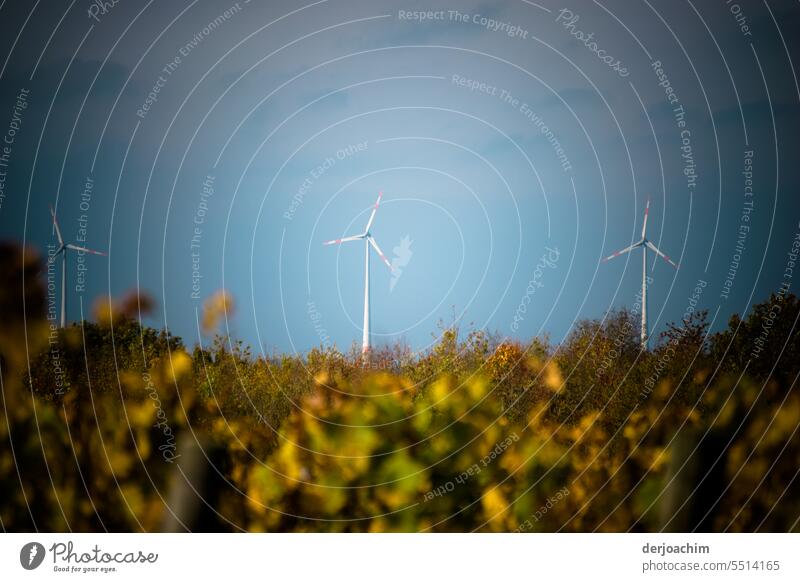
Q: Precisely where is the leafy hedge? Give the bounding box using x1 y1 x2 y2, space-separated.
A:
1 243 798 531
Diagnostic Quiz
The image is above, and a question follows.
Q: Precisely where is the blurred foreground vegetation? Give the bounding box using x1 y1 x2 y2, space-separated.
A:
1 243 799 532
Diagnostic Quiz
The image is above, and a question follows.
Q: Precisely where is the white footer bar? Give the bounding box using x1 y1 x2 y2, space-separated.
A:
1 533 797 581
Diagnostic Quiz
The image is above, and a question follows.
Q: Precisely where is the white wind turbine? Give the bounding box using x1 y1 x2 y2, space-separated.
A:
49 204 107 328
323 192 393 353
601 198 678 349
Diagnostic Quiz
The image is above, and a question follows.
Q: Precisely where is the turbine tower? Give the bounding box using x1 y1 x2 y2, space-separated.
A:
323 192 393 353
601 198 678 349
49 204 107 328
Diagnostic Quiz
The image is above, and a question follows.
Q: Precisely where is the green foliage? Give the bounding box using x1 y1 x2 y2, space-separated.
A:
1 244 799 531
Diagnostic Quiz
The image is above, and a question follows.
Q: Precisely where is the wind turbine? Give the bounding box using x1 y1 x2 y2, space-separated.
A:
49 204 107 328
323 192 393 353
601 198 678 349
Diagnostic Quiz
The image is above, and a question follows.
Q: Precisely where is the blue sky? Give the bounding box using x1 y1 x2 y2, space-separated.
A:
1 0 798 355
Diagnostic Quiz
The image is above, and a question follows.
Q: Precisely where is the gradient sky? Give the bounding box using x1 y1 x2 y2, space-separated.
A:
1 0 798 355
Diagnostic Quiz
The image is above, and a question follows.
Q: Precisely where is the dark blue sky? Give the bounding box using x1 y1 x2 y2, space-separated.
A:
1 0 798 355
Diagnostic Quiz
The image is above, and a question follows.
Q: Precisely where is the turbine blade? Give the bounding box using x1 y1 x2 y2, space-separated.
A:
49 204 64 245
323 234 362 246
641 198 650 239
66 243 107 256
601 242 639 263
645 241 678 268
367 236 392 270
364 191 383 233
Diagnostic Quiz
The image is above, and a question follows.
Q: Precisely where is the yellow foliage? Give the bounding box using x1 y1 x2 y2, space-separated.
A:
544 362 563 393
168 350 192 383
2 271 798 533
201 290 235 334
